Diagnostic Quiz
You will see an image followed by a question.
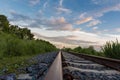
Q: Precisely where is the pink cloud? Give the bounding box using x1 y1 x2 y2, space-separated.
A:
75 17 93 25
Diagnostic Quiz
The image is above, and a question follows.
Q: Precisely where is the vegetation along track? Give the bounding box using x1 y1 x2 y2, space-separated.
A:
45 51 120 80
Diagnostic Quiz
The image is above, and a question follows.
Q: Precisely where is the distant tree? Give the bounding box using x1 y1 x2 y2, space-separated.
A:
0 15 34 40
62 47 72 52
73 46 82 52
0 15 9 32
9 25 34 40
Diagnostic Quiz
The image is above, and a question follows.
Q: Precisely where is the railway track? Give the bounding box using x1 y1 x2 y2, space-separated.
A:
45 51 120 80
0 51 120 80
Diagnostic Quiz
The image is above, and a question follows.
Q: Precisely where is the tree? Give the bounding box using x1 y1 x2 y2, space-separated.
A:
73 46 82 52
0 15 9 32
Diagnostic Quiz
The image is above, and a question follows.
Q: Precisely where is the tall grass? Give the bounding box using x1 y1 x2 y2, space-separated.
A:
102 40 120 59
0 32 57 57
0 32 57 74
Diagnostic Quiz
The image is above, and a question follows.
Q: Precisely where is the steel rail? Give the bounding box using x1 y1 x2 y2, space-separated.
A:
44 51 63 80
68 51 120 71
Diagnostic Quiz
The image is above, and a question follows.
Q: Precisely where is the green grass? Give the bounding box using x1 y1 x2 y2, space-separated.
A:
102 40 120 59
0 15 58 75
0 32 57 75
0 55 38 75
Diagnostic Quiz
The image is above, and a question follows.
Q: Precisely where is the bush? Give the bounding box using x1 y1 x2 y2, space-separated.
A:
0 33 57 57
73 46 97 55
102 40 120 59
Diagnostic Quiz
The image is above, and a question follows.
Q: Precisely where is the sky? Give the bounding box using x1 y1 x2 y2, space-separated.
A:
0 0 120 49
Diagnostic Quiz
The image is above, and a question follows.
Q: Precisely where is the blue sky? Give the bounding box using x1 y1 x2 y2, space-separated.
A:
0 0 120 49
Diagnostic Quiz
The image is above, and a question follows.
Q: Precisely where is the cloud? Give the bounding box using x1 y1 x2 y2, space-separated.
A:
87 20 101 27
30 27 120 50
94 3 120 18
77 3 120 20
33 31 103 50
56 7 72 14
10 11 30 21
46 17 80 31
33 33 97 46
9 11 33 26
29 0 40 6
79 12 87 19
92 0 120 5
9 12 79 31
43 1 48 8
9 12 44 28
92 26 98 30
66 35 79 40
92 0 100 4
59 0 63 7
56 0 72 14
115 28 120 32
75 17 93 25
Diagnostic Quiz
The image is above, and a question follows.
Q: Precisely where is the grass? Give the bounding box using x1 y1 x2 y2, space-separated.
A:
102 40 120 59
0 55 38 75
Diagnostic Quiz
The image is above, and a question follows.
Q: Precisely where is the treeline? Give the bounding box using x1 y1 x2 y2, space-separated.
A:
0 15 34 40
63 46 103 56
0 15 57 57
63 40 120 59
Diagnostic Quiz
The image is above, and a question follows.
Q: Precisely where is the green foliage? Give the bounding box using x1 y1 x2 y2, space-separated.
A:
0 15 34 40
73 46 82 52
66 46 104 57
0 14 57 73
0 33 57 57
70 40 120 59
8 25 34 40
62 47 73 52
102 40 120 59
0 56 35 74
0 15 57 57
72 46 98 55
0 15 9 32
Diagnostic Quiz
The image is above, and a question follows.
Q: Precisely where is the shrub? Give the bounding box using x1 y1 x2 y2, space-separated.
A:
0 33 57 57
102 40 120 59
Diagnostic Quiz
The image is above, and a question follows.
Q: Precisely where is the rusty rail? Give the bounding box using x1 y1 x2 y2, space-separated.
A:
45 51 63 80
68 51 120 71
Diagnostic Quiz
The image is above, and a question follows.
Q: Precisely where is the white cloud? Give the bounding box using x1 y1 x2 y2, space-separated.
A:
59 0 63 7
92 0 99 4
107 34 120 38
56 7 72 14
115 28 120 32
94 3 120 18
87 20 101 27
79 12 87 19
56 0 72 14
75 17 93 25
92 26 98 30
22 26 120 50
92 0 120 5
31 27 120 47
47 17 80 31
29 0 40 6
9 12 79 31
43 1 48 8
77 3 120 20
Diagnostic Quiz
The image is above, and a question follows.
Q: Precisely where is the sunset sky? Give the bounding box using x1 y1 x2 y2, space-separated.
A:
0 0 120 49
